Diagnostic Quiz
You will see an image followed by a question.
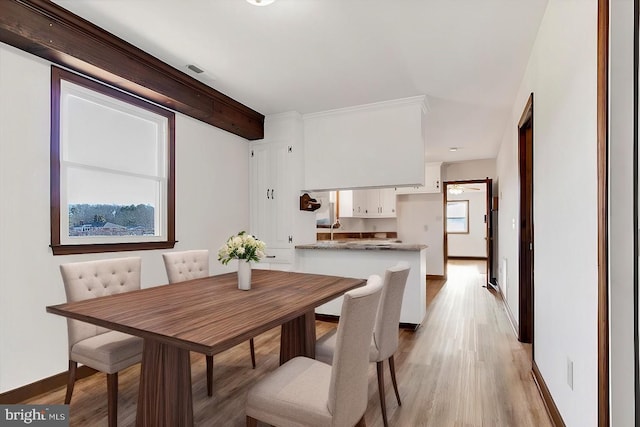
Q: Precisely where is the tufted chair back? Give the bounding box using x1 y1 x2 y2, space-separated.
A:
162 250 209 283
59 257 141 353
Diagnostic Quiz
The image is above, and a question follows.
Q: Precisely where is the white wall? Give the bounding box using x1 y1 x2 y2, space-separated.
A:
443 159 496 182
395 160 499 276
333 217 397 233
447 191 487 258
0 43 250 393
609 0 636 424
395 160 497 277
396 193 444 276
495 1 598 425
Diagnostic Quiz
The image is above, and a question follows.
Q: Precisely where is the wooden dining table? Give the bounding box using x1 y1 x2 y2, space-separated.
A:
46 269 365 427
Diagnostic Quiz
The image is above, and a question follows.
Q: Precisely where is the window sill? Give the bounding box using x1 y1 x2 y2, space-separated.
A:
50 241 178 256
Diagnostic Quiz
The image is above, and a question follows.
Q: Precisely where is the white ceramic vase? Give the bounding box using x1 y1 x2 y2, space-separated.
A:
237 261 252 290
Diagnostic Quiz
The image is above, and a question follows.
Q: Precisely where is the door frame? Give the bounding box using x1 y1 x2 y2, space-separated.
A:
518 93 534 345
597 0 610 424
443 178 493 281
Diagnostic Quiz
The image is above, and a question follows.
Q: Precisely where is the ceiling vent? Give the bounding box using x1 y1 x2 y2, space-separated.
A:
187 64 204 74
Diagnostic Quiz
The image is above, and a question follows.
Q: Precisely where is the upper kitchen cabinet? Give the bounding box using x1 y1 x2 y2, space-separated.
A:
303 96 428 191
395 162 442 194
338 188 396 218
425 162 442 193
377 188 398 215
250 113 315 267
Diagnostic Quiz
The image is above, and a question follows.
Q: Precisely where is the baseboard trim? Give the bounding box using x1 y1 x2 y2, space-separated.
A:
315 314 419 330
498 286 519 339
447 256 488 261
426 274 446 280
532 361 566 427
0 365 98 404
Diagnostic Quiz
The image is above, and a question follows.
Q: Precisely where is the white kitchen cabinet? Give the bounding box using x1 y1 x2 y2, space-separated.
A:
352 190 369 216
395 162 442 194
296 246 427 327
338 190 353 218
363 188 396 217
377 188 397 216
424 162 442 193
304 96 427 190
250 141 293 253
338 188 396 218
249 112 316 269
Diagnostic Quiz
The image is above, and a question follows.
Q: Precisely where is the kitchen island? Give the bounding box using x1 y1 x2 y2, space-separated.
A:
295 240 427 328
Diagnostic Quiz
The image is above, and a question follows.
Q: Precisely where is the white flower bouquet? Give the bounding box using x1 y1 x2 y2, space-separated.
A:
217 231 266 265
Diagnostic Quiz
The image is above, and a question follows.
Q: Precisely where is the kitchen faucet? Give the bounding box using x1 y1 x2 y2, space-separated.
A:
329 219 340 240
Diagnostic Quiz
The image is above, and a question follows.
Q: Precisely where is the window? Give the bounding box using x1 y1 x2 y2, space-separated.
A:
51 67 175 255
446 200 469 234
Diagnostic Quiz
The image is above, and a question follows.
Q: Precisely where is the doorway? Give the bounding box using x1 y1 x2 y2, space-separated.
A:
443 179 494 283
518 93 534 344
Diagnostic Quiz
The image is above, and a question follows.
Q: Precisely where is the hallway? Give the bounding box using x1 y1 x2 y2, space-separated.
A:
389 260 551 426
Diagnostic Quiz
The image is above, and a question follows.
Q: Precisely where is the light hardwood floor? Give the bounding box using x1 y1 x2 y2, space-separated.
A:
23 260 551 426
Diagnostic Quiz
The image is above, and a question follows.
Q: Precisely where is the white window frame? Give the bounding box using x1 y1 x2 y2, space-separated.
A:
446 200 470 234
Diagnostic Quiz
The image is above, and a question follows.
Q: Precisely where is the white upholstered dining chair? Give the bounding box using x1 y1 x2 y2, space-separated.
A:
59 257 144 427
162 249 256 397
316 262 411 427
246 275 383 427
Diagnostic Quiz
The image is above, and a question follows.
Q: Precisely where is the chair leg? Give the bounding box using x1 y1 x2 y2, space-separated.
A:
249 338 256 369
106 373 118 427
246 415 258 427
388 355 402 406
64 360 77 404
206 355 214 397
376 361 389 427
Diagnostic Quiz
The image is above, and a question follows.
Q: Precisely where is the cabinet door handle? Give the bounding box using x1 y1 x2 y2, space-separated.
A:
271 189 274 199
266 189 270 199
266 255 276 258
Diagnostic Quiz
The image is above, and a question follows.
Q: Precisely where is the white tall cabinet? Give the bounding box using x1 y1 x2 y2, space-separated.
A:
250 113 315 269
250 141 292 250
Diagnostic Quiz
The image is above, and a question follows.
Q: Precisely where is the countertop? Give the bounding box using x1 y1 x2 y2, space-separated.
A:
295 239 427 251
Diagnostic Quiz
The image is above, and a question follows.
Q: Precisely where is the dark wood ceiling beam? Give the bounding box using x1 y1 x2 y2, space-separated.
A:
0 0 264 140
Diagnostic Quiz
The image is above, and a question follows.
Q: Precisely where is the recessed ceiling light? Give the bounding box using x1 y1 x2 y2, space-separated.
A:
246 0 276 5
449 147 458 152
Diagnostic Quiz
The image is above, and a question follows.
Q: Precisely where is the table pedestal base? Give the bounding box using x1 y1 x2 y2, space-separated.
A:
136 339 194 427
280 310 316 365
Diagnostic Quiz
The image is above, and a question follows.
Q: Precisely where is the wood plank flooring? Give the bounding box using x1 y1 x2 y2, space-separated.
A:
21 260 551 426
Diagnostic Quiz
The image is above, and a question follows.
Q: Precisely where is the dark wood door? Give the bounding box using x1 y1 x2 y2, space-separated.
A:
518 94 534 344
486 178 494 283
